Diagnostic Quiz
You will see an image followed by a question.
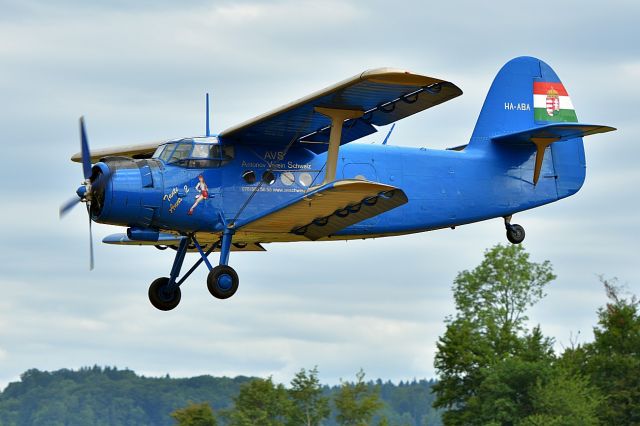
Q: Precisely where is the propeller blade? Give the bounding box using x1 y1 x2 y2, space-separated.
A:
87 204 95 271
80 116 92 180
59 196 80 218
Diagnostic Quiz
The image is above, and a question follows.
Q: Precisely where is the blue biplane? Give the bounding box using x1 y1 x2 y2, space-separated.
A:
60 56 615 310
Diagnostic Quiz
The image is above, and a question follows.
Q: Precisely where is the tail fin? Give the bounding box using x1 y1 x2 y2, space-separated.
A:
471 56 578 141
470 56 615 195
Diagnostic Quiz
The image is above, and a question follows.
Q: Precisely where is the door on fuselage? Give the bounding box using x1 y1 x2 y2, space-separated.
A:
342 163 377 182
342 163 381 227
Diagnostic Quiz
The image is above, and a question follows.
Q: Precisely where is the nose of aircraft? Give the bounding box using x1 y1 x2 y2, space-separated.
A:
92 158 162 228
85 162 112 219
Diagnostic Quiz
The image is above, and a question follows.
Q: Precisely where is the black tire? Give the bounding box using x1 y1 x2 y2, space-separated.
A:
207 265 239 299
148 277 181 311
506 224 526 244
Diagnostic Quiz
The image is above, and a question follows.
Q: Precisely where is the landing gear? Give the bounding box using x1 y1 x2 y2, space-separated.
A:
147 228 240 311
507 224 525 244
148 277 181 311
206 228 239 300
504 215 525 244
207 265 239 299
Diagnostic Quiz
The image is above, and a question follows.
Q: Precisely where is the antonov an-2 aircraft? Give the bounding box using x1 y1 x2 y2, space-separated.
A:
60 56 615 311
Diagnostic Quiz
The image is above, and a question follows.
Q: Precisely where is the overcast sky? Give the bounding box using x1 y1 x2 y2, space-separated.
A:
0 0 638 389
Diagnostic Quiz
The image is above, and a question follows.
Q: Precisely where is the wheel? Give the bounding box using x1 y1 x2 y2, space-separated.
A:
506 224 525 244
207 265 239 299
148 277 181 311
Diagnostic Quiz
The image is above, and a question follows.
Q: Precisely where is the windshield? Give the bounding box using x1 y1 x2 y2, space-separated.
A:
168 143 193 163
153 140 233 167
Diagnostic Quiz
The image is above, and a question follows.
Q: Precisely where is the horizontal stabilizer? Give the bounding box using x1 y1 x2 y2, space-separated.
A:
492 123 616 185
492 123 615 145
234 179 408 240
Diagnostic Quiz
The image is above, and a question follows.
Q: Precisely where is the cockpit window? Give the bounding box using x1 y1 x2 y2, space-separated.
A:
159 145 173 162
168 143 193 163
152 145 165 159
192 143 214 158
153 140 234 168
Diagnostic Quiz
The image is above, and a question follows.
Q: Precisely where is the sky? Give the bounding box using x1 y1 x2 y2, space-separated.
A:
0 0 639 389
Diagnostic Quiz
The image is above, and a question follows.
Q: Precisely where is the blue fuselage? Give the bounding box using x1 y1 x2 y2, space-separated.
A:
94 136 584 242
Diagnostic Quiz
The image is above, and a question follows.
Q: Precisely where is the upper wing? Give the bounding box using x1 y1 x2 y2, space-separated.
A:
72 68 461 162
233 179 408 240
71 141 161 163
219 68 462 151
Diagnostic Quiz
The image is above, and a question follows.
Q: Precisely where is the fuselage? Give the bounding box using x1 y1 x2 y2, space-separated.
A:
93 136 582 245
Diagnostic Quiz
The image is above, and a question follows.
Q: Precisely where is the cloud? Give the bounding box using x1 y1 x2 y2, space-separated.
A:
1 0 639 390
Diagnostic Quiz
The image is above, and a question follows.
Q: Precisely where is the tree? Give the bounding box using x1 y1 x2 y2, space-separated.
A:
581 277 640 425
226 377 292 426
433 244 556 425
288 367 330 426
449 244 554 336
171 402 217 426
520 368 601 426
334 369 383 426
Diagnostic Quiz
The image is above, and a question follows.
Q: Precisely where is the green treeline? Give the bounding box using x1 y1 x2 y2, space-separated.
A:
0 367 440 425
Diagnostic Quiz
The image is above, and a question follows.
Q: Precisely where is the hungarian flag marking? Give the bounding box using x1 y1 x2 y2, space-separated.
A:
533 82 577 122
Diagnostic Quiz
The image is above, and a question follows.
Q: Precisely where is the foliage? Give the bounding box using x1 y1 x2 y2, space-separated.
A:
376 378 442 426
578 277 640 425
0 366 252 426
287 367 330 426
171 402 218 426
433 244 556 425
519 369 601 426
333 369 383 426
0 366 442 426
225 376 292 426
450 243 555 335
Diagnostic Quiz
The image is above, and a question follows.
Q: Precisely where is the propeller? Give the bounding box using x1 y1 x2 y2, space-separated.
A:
59 117 109 270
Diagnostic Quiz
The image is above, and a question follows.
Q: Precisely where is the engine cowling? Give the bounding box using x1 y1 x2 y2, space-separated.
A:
92 158 163 228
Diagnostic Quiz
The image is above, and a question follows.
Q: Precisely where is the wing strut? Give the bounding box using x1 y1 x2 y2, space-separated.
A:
314 107 364 185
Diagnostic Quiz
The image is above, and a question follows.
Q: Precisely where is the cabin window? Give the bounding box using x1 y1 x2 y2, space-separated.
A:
242 170 256 184
262 171 276 185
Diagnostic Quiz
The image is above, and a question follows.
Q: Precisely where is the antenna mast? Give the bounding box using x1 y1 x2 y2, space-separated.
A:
205 93 211 137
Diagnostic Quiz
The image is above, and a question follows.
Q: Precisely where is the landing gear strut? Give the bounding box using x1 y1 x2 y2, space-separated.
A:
504 215 525 244
147 229 240 311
